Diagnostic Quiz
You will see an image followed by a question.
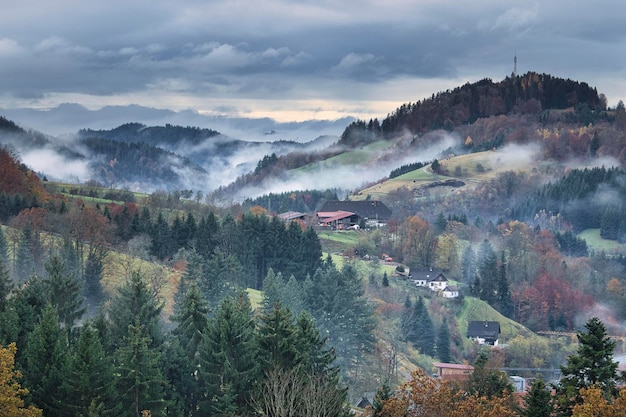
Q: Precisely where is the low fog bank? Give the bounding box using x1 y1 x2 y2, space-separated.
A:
228 133 458 202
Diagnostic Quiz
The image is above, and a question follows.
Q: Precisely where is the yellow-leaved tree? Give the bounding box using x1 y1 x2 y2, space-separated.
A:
0 343 42 417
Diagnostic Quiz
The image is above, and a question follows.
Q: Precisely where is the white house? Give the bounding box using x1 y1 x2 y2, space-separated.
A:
442 285 459 298
428 273 448 291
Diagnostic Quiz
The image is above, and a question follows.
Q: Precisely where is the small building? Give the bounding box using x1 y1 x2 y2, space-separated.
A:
428 273 448 291
316 210 355 229
354 392 375 409
409 267 441 287
467 321 501 346
509 376 527 392
317 200 391 227
441 285 459 298
432 362 474 382
276 211 307 222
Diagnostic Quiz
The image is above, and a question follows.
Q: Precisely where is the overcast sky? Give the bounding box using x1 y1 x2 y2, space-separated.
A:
1 0 625 128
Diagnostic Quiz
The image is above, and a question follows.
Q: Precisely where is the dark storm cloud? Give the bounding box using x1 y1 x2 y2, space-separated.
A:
0 0 624 127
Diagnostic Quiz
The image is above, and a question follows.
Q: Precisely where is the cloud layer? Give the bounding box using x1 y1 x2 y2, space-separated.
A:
1 1 624 128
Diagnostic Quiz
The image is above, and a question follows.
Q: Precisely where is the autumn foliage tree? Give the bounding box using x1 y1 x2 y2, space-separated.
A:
0 343 42 417
379 369 518 417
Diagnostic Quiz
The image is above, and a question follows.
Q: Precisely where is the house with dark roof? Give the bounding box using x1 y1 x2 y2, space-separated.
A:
317 200 391 228
428 273 448 291
467 321 501 346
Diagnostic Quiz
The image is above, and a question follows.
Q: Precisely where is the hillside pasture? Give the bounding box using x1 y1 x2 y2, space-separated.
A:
290 140 394 175
578 229 626 253
352 149 546 201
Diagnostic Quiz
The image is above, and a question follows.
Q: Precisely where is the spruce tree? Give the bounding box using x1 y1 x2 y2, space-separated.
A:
467 350 513 399
65 323 114 417
256 302 298 374
476 239 498 304
523 378 552 417
412 296 435 356
166 283 212 415
0 256 12 311
108 271 165 352
24 305 68 417
59 237 80 280
382 271 389 287
372 381 393 417
496 251 514 318
114 324 167 417
556 317 620 415
0 226 9 266
306 263 376 376
45 256 85 333
400 295 415 343
14 228 36 283
83 250 106 317
437 317 451 363
261 268 284 312
198 291 258 416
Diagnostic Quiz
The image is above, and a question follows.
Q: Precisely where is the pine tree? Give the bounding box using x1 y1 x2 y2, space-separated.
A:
45 256 85 333
65 323 114 417
556 317 619 415
24 305 68 417
400 295 415 343
165 283 211 415
114 324 167 417
382 271 389 287
261 268 284 312
496 252 514 318
256 302 297 374
306 263 376 376
437 317 451 363
108 271 165 352
0 256 12 311
467 350 513 399
14 228 35 284
412 296 435 357
476 239 498 304
83 250 106 317
372 380 393 417
522 378 552 417
198 291 258 416
0 226 9 267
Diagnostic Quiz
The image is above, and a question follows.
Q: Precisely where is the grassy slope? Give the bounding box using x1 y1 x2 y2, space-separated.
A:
352 149 550 201
578 229 626 253
290 140 394 175
457 296 535 344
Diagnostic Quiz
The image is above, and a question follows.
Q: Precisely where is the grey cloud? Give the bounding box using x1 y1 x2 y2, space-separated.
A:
0 0 624 119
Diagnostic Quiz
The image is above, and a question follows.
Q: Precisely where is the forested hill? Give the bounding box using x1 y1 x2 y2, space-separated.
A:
78 123 221 147
340 72 604 146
